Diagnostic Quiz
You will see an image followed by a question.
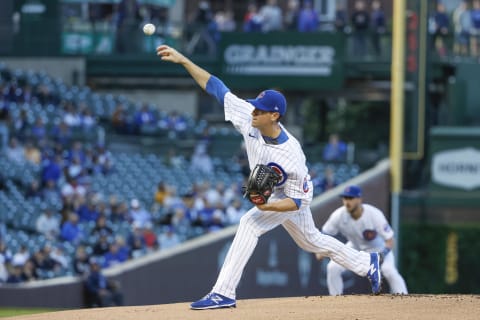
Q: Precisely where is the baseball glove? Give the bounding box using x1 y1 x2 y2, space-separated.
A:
243 164 281 205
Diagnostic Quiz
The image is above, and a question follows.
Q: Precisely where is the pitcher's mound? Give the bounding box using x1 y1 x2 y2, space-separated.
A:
5 294 479 320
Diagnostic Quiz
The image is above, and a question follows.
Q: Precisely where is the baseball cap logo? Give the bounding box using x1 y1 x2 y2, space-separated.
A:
257 91 265 99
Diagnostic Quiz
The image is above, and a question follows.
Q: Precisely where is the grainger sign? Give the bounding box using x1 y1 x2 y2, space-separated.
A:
224 45 335 76
220 32 344 90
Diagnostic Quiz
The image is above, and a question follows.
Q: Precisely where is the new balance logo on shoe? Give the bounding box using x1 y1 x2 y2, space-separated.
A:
368 263 377 275
210 295 223 305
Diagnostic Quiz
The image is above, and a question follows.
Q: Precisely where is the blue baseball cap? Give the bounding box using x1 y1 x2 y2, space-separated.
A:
247 90 287 116
340 185 362 198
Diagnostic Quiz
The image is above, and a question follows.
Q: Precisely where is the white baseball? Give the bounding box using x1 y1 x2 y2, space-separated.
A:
143 23 156 36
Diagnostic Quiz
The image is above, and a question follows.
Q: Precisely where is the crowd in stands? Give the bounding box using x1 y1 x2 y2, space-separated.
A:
57 0 480 61
431 0 480 60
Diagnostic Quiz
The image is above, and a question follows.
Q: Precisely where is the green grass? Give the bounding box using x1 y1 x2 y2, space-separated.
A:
0 308 58 318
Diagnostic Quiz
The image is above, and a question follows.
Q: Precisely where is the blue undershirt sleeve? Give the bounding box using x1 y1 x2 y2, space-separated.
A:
292 198 301 210
205 75 230 105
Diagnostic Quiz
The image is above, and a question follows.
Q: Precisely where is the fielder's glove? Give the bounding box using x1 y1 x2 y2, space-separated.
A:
243 164 281 205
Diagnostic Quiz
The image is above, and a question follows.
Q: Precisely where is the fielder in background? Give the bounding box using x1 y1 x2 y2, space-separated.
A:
316 185 408 295
156 44 382 310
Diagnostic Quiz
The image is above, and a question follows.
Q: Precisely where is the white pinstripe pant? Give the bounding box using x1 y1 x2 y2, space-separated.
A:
212 206 372 299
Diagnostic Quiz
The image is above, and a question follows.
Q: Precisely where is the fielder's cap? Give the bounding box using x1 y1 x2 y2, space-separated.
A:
340 185 362 198
247 90 287 116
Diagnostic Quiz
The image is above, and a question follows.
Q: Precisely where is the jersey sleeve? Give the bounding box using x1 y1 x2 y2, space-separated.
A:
224 92 254 136
373 207 394 240
322 208 342 236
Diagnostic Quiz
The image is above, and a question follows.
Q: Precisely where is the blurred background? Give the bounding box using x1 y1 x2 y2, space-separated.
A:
0 0 479 309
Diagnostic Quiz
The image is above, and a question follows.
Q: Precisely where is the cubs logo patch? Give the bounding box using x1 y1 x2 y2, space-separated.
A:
266 162 287 186
257 91 266 99
362 229 377 241
383 224 391 232
303 176 309 193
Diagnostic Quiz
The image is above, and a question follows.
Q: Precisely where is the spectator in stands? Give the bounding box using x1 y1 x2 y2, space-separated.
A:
165 148 184 168
170 206 192 236
67 156 84 180
0 254 7 283
35 208 60 240
11 245 30 267
63 101 82 128
158 226 180 250
351 0 370 58
109 200 127 222
432 2 450 57
115 0 141 54
453 1 471 57
158 111 188 137
284 0 300 31
79 105 97 132
12 109 28 142
317 166 338 193
207 205 226 233
111 103 130 134
335 2 349 33
0 241 12 262
225 198 244 225
84 259 124 307
73 245 90 277
185 0 218 56
25 178 43 200
215 10 236 32
61 177 87 201
133 104 156 134
92 215 113 238
24 140 41 165
259 0 284 32
154 182 170 206
190 143 214 175
30 117 47 143
141 222 158 251
128 222 147 258
5 136 25 163
322 133 348 162
128 198 152 229
370 0 386 57
297 0 319 32
34 83 58 106
32 245 63 277
60 212 84 245
21 259 38 282
471 0 480 58
93 233 111 257
49 245 70 273
41 154 64 187
50 120 73 148
102 240 129 268
243 2 263 32
77 197 100 223
42 179 62 205
6 265 23 283
0 97 10 150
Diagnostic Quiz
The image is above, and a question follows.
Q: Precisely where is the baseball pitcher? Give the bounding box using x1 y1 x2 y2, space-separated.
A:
156 45 382 310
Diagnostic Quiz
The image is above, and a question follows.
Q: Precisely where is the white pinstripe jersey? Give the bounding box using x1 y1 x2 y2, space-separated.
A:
224 91 313 208
322 203 394 252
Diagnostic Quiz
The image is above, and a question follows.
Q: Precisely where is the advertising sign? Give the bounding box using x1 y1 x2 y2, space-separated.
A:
220 32 345 90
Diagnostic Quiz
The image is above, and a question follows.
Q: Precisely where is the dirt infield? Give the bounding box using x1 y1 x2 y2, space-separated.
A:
5 295 479 320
